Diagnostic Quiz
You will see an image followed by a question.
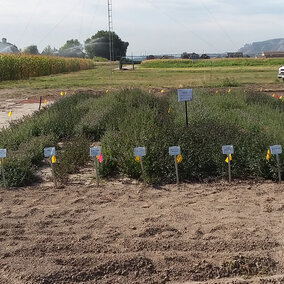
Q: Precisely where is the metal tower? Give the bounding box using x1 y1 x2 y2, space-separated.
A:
107 0 114 65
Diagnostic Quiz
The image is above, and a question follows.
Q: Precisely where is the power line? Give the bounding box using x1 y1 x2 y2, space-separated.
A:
199 0 237 49
108 0 114 72
143 0 223 53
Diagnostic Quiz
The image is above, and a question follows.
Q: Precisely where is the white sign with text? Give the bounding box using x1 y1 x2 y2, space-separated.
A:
134 147 146 157
44 147 56 158
169 146 181 156
0 149 7 158
270 145 282 155
222 145 234 155
178 89 193 102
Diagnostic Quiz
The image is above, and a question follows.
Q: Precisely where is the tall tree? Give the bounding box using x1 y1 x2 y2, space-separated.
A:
23 45 39 55
85 30 129 60
41 45 57 56
59 39 85 58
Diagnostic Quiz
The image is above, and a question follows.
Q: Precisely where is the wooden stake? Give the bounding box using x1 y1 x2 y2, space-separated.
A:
174 155 179 185
276 154 281 183
94 158 100 187
185 101 189 127
1 160 7 189
50 159 57 188
39 96 42 111
228 154 232 183
140 157 146 185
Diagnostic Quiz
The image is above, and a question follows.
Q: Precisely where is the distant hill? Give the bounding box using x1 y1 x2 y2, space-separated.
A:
239 38 284 55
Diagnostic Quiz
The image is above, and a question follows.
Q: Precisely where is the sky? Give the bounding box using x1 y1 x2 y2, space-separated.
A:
1 0 284 56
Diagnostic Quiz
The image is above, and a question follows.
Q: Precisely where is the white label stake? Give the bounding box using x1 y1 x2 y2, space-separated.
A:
0 149 7 188
44 147 57 188
169 146 181 185
134 147 146 185
222 145 234 183
178 89 193 127
90 147 101 187
270 145 282 183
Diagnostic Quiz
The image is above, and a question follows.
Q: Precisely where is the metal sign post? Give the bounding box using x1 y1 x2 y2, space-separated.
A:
222 145 234 183
0 149 7 188
44 147 57 188
134 147 147 185
270 145 282 183
178 89 193 127
169 146 181 185
39 96 42 111
90 147 102 187
227 155 232 183
50 160 57 188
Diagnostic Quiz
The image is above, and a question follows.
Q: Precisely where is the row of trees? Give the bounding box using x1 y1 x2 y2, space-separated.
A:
23 31 129 60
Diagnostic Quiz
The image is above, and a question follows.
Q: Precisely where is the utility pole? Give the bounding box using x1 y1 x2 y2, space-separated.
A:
108 0 114 74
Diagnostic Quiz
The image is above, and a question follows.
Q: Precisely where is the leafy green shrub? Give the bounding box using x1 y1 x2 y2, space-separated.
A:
93 57 108 62
99 89 283 183
0 88 283 187
54 137 90 181
0 158 34 187
0 93 93 187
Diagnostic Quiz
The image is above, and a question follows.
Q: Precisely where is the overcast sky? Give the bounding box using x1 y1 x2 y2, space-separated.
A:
1 0 284 55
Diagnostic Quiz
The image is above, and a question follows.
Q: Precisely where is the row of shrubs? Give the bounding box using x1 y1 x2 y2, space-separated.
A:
0 89 283 187
0 54 95 81
141 58 284 68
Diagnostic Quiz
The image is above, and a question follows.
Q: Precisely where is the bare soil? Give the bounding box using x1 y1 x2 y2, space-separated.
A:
0 180 283 284
0 86 283 283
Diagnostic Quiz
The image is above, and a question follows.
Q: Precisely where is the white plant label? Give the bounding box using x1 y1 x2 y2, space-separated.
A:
178 89 193 102
169 146 181 156
134 147 146 157
270 145 282 155
222 145 234 155
0 149 7 158
44 147 56 158
90 147 101 157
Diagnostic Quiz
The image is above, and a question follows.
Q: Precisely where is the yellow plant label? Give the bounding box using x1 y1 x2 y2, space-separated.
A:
225 154 232 163
266 149 271 161
177 154 183 164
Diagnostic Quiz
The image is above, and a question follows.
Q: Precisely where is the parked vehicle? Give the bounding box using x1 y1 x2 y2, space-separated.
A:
278 66 284 81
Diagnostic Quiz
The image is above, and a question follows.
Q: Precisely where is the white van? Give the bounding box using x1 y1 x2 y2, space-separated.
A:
278 66 284 81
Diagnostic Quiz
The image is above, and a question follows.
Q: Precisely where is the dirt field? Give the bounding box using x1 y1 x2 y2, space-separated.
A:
0 86 283 283
0 179 283 284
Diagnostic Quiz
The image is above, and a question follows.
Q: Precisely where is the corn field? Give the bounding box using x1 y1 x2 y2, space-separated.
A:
0 54 94 81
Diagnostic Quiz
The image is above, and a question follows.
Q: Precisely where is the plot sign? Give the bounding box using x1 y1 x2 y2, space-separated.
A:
169 146 181 185
269 145 282 183
169 146 181 156
90 147 101 157
44 147 56 158
222 145 234 155
222 145 234 183
270 145 282 155
178 89 193 127
178 89 193 102
134 147 146 157
90 147 102 187
44 147 57 188
134 147 146 185
0 149 7 158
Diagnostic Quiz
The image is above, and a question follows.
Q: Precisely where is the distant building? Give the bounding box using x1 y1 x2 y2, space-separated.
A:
226 52 243 58
0 38 20 54
262 51 284 58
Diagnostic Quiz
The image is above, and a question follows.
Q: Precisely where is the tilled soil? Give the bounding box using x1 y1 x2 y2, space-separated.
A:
0 181 283 283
